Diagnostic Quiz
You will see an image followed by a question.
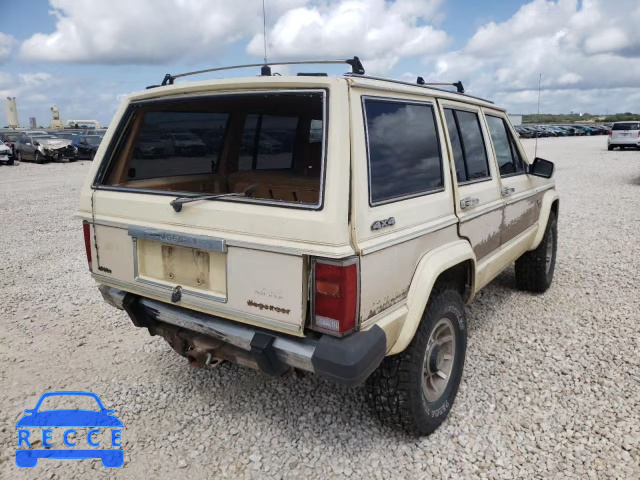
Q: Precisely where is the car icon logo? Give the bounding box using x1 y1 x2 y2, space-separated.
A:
15 391 124 468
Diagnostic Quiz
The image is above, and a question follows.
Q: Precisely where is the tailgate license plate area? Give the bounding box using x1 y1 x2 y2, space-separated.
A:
128 227 227 302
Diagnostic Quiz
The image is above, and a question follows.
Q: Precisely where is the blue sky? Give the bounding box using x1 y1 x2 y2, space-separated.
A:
2 0 640 126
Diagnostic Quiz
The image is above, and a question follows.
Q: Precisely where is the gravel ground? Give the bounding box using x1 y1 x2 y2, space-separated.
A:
0 135 639 479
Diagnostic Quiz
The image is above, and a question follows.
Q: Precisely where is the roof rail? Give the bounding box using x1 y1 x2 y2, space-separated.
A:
345 73 493 104
146 56 366 89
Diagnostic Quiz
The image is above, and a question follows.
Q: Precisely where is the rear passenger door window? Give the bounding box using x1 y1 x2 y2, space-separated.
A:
443 108 490 183
363 99 443 205
440 101 504 260
486 115 526 176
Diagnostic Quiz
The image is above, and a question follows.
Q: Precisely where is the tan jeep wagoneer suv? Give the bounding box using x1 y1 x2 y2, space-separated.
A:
79 58 558 435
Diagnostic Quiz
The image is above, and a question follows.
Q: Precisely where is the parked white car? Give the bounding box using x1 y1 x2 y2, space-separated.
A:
0 140 13 165
79 59 558 435
608 121 640 150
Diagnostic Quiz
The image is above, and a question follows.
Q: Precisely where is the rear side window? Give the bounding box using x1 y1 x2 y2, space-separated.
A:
364 99 443 205
443 108 490 183
612 123 640 130
486 115 526 176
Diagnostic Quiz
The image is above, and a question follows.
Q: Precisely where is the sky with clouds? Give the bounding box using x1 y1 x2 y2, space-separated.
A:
2 0 640 127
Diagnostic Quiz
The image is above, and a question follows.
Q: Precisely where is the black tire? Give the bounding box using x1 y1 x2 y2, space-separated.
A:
607 145 613 151
16 151 22 163
515 211 557 293
6 158 14 165
34 151 44 164
366 289 467 436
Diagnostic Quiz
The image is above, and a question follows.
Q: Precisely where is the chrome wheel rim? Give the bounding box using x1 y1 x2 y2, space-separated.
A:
545 230 554 275
422 318 456 403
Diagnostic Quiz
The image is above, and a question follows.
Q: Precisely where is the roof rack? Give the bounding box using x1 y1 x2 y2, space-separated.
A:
147 57 365 89
345 73 493 104
145 56 489 103
416 77 464 94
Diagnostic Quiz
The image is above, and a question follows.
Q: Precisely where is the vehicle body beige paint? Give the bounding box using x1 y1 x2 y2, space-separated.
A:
80 73 557 363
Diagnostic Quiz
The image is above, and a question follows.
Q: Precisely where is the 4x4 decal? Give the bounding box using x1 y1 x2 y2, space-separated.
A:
371 217 396 231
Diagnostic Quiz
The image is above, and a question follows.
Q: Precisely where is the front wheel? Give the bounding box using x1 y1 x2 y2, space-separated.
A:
16 151 22 163
34 151 44 164
366 289 467 436
515 211 557 292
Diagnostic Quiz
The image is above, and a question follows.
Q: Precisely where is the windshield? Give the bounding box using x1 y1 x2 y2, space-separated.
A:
36 395 101 412
84 136 101 145
101 91 325 207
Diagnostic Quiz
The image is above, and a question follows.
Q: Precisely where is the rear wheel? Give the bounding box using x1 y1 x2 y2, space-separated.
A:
6 157 14 165
608 145 613 151
16 151 22 163
515 211 557 292
366 289 467 436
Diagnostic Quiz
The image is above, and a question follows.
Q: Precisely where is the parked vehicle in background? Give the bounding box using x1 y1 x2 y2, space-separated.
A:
15 134 78 163
0 132 19 160
608 122 640 150
82 63 559 436
72 135 102 160
52 132 79 142
0 140 13 165
159 132 208 156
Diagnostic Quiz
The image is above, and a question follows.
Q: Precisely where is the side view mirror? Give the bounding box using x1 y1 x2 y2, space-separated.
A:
529 157 554 178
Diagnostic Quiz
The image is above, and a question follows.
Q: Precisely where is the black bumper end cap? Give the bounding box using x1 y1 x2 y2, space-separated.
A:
311 325 386 387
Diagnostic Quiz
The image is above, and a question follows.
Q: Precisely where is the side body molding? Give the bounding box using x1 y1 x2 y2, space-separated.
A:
528 189 560 251
388 240 476 355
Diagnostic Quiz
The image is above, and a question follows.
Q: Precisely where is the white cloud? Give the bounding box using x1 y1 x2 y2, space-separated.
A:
247 0 449 74
0 32 16 63
431 0 640 112
19 0 307 64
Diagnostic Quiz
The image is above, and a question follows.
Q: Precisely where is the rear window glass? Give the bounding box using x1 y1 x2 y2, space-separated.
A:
102 92 325 206
364 99 443 204
612 123 640 130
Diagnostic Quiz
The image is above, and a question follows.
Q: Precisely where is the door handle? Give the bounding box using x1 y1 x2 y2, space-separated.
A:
501 187 516 197
460 197 480 209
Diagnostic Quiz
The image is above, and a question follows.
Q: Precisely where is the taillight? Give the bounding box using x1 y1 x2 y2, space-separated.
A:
312 259 358 336
83 222 92 270
609 131 613 137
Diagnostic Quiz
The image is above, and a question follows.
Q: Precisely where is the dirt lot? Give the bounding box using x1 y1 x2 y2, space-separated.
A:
0 135 639 479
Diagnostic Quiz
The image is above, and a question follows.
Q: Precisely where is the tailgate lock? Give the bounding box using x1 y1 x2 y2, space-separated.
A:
171 285 183 303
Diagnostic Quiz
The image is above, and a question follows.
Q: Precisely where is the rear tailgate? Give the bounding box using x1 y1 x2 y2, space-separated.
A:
612 122 640 141
79 77 353 336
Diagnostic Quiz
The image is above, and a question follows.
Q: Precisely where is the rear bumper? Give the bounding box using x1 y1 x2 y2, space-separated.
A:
609 137 640 146
99 286 386 386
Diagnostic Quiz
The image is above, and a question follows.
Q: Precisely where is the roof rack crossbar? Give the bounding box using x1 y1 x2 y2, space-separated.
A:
152 57 365 88
416 77 465 94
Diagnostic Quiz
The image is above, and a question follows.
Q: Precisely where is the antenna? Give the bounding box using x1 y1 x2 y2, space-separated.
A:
535 73 541 157
262 0 268 65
